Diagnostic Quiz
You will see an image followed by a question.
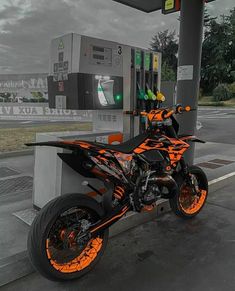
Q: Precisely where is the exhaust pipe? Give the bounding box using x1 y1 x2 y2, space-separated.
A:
149 174 179 198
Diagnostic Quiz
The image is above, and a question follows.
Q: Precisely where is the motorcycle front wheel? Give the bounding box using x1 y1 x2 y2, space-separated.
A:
170 165 208 219
28 193 109 281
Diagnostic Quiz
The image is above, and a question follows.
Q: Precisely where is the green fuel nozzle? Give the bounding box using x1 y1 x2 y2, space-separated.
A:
145 83 157 101
138 89 148 100
147 89 157 101
137 82 148 100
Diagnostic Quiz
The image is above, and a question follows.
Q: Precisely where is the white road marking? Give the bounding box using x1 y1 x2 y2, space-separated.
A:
214 112 227 115
20 121 33 124
208 172 235 186
198 111 235 119
198 107 235 111
200 116 235 119
196 121 203 130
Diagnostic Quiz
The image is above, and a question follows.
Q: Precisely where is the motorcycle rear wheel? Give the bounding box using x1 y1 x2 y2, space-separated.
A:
28 193 108 281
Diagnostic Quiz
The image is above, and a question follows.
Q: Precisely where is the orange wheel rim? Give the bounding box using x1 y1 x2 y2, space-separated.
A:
45 206 103 274
46 237 103 273
179 185 207 215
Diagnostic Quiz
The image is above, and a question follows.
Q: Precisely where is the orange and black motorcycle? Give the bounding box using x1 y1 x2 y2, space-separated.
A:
27 103 208 281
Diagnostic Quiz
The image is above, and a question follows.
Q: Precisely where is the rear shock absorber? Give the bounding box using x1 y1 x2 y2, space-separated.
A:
113 186 125 200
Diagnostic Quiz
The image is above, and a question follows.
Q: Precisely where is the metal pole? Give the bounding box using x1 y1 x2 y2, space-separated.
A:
176 0 205 165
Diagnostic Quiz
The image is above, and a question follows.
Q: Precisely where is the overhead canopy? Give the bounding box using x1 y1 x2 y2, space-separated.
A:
113 0 215 13
113 0 162 13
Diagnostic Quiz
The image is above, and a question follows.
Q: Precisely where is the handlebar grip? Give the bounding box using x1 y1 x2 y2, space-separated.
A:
185 106 191 112
176 105 191 114
176 105 184 114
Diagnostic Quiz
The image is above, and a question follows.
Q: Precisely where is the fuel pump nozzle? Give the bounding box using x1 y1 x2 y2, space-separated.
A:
156 91 166 102
136 82 148 129
146 83 157 101
137 82 148 101
154 86 166 109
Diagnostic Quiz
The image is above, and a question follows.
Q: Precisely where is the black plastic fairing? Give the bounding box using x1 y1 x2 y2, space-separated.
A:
57 153 96 178
140 150 164 163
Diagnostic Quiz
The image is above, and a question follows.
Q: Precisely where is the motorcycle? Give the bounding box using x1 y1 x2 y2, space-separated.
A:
27 96 208 281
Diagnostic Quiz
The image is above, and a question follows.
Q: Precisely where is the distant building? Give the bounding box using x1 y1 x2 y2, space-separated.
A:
0 73 48 103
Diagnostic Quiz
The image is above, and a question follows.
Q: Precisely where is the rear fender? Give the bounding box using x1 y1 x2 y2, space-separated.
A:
26 141 97 178
58 153 96 178
25 141 82 151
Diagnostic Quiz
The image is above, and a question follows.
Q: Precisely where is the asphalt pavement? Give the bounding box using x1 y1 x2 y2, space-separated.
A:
2 178 235 291
197 107 235 144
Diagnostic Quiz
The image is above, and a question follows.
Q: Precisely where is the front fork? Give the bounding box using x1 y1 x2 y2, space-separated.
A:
180 158 189 176
180 158 198 194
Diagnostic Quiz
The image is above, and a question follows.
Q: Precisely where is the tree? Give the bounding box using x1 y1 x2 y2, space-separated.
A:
201 10 234 93
0 92 11 102
151 9 235 92
31 91 43 102
161 62 176 81
226 8 235 81
150 29 178 73
204 7 216 29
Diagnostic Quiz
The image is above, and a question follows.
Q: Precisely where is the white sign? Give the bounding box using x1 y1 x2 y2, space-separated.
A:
177 65 194 81
93 110 123 132
0 103 92 121
13 106 44 115
0 78 47 90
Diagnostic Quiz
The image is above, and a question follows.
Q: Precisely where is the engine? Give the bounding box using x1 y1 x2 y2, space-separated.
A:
138 172 162 206
134 170 179 212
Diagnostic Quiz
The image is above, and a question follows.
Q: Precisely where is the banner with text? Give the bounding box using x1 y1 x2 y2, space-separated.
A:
0 103 92 121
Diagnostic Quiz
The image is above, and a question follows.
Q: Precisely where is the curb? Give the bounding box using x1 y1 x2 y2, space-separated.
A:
0 150 34 159
1 173 234 287
0 252 34 287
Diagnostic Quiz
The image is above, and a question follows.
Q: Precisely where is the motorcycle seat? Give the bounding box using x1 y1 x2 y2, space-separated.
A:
91 133 149 154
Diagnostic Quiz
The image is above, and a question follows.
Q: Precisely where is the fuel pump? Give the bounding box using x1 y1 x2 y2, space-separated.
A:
143 51 153 112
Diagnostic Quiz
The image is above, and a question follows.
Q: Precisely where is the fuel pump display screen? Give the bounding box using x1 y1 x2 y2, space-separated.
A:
93 54 105 60
90 45 112 66
93 46 105 53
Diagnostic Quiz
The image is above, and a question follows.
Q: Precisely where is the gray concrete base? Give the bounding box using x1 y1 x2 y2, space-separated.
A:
0 252 34 287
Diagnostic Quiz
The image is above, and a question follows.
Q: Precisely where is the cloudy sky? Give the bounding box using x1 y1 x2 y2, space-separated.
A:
0 0 234 74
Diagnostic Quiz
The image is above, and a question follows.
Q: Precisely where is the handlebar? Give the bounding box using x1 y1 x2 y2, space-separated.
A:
124 105 193 121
